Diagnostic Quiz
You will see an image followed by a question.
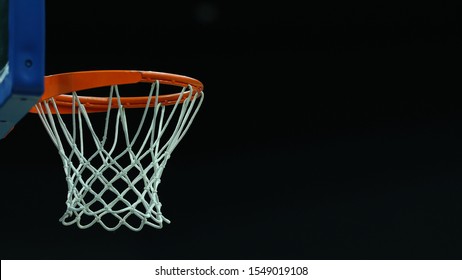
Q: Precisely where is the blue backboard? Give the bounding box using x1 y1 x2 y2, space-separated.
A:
0 0 45 139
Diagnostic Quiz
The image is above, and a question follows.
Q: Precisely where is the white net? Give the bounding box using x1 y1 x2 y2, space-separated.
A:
34 81 204 231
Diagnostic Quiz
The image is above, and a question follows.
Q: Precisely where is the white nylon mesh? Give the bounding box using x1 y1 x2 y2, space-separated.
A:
34 81 204 231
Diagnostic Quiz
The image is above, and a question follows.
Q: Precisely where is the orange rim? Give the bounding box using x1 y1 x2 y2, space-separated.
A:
29 70 204 114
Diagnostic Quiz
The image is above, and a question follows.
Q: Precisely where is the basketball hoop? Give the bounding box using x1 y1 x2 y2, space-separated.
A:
30 70 204 231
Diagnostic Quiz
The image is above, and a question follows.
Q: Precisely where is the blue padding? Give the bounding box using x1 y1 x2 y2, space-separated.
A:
9 0 45 96
0 0 44 138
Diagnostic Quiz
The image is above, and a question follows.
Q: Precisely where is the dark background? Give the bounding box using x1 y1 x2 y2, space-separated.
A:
1 1 461 259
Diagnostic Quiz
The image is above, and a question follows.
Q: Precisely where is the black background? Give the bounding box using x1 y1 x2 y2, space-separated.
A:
1 1 461 259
